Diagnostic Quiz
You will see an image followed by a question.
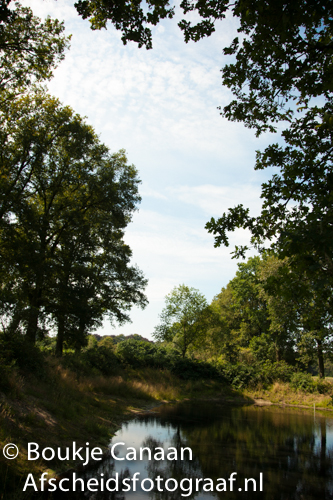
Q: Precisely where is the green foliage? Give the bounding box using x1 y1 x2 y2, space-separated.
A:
0 89 147 351
74 0 175 48
116 339 173 368
0 355 15 392
169 357 223 381
203 3 333 386
290 372 316 393
285 371 332 394
315 378 332 395
81 345 119 375
115 338 223 380
0 331 45 377
207 256 300 366
249 334 277 363
203 2 333 381
0 2 147 354
0 3 71 93
154 284 208 358
98 336 116 349
219 360 296 389
62 344 119 377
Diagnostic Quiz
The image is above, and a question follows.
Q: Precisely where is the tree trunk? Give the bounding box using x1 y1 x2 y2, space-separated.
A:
7 310 22 334
26 305 40 344
56 315 65 357
317 338 325 378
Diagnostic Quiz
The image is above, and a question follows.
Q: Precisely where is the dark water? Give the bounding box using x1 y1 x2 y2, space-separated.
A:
37 402 333 499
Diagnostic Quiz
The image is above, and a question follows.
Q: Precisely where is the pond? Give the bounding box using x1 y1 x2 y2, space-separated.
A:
77 400 333 500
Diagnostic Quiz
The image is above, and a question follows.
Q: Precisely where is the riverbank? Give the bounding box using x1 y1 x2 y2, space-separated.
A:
1 360 333 499
246 379 333 410
0 359 232 499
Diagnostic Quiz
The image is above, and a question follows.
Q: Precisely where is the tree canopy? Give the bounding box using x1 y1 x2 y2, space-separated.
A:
0 4 148 352
0 3 70 94
204 0 333 303
204 254 332 377
153 284 208 357
0 89 148 351
0 90 148 351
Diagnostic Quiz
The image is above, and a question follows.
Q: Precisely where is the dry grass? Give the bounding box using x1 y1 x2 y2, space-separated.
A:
0 359 230 498
245 380 333 409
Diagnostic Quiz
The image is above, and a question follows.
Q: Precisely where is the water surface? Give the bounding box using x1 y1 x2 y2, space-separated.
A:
86 401 333 500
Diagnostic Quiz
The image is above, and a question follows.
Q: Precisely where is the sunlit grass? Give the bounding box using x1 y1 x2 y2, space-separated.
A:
245 379 333 409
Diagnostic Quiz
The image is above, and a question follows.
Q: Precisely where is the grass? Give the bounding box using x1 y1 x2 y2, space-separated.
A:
245 379 333 409
0 360 231 499
2 358 333 499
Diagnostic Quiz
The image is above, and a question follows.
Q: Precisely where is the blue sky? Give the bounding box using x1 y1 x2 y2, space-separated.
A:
25 0 276 339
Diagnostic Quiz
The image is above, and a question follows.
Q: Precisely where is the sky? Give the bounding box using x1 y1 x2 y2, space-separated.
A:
24 0 277 340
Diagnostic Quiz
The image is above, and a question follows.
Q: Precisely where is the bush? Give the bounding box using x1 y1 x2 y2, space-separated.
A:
169 358 223 381
0 356 16 392
116 339 224 381
0 331 45 377
290 372 316 393
217 360 296 389
62 345 119 376
261 360 295 383
315 378 332 394
219 362 261 389
116 340 172 368
81 346 119 376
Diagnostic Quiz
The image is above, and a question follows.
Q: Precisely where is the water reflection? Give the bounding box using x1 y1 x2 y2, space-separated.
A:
36 402 333 499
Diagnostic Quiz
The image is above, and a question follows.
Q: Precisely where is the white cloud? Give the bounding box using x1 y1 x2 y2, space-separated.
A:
168 184 263 216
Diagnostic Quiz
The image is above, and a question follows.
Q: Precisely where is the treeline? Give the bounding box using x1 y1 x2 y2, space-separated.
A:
153 255 333 381
0 4 147 356
205 255 333 378
1 0 333 393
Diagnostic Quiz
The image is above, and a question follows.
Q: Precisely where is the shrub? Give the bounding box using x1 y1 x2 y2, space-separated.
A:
290 372 316 393
217 360 296 389
115 339 224 381
62 345 119 377
315 378 332 394
219 362 261 389
0 356 16 392
0 331 45 377
81 345 119 376
116 340 172 368
169 358 223 381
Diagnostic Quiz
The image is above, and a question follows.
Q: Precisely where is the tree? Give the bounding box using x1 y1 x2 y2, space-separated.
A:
70 0 333 68
241 254 333 377
256 255 300 364
0 3 70 94
0 0 13 24
206 107 333 278
0 90 147 350
208 256 275 364
207 286 242 363
202 3 333 370
205 0 333 271
49 0 332 292
153 284 208 358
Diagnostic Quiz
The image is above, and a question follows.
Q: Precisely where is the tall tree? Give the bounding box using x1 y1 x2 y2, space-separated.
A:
153 284 208 358
256 256 299 364
205 0 333 269
208 256 273 363
0 90 147 348
207 285 242 363
0 3 70 94
203 2 333 359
